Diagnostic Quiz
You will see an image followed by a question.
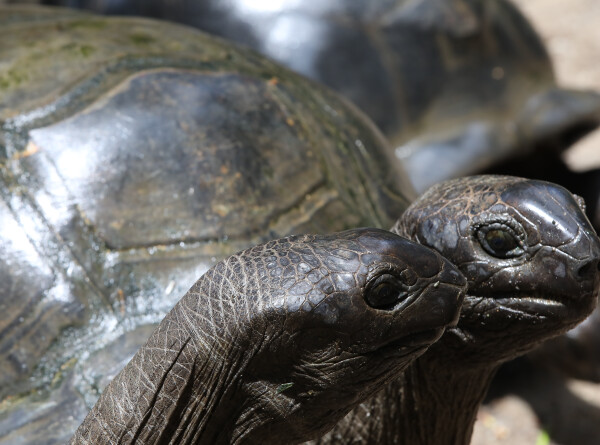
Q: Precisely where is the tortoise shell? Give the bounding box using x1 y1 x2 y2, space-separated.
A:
40 0 600 192
0 7 412 443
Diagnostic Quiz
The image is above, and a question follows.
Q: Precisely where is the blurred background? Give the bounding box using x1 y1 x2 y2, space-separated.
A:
513 0 600 173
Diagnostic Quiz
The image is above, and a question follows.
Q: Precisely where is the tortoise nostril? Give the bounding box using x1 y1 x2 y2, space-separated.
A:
577 259 600 279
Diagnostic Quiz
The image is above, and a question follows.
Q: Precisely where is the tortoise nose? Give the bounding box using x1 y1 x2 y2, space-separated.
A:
577 258 600 280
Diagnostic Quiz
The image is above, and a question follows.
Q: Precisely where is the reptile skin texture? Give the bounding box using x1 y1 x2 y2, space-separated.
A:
311 176 600 445
70 228 465 445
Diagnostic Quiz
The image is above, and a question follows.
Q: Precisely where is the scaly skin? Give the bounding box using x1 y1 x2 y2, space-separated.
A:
312 176 600 445
70 228 466 445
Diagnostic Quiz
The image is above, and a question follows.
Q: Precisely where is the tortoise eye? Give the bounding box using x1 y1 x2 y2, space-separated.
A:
366 274 409 310
476 225 524 259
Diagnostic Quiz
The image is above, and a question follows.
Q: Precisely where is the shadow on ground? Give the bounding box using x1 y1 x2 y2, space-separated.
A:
486 358 600 445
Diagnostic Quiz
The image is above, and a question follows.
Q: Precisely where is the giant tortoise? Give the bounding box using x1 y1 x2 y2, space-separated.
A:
0 6 414 443
308 176 600 445
0 6 599 445
69 175 600 445
66 0 600 392
70 228 467 444
39 0 600 193
39 0 600 386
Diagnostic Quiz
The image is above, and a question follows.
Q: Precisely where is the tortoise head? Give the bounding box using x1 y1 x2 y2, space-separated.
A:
235 228 466 441
72 228 465 444
395 176 600 363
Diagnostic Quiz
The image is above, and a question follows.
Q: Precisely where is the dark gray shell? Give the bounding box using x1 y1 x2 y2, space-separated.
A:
0 7 413 444
42 0 600 192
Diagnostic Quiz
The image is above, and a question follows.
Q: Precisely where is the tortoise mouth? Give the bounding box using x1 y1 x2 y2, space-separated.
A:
374 327 445 359
463 291 592 319
492 294 566 310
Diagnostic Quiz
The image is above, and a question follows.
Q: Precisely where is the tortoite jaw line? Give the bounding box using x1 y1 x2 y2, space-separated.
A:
464 293 567 316
494 297 564 319
496 295 564 306
370 328 445 359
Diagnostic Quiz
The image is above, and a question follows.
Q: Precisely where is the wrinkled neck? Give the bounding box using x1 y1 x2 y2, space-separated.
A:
374 349 498 445
69 303 256 444
310 340 498 445
69 268 278 445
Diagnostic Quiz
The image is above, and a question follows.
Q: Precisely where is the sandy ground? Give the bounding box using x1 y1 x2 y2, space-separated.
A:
472 2 600 444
